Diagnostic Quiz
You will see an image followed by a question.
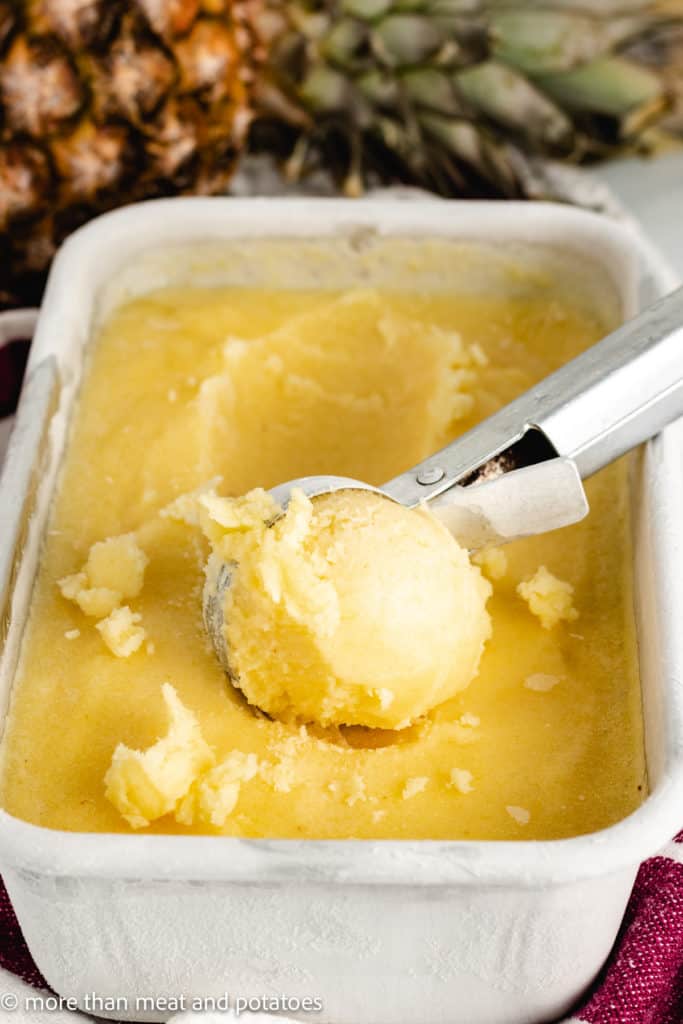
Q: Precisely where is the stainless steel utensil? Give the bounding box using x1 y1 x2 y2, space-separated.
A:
268 283 683 540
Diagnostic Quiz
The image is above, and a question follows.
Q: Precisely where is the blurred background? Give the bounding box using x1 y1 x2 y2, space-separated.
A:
1 0 682 312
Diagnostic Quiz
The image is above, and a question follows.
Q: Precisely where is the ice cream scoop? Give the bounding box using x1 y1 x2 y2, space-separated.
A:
204 284 683 727
201 487 492 729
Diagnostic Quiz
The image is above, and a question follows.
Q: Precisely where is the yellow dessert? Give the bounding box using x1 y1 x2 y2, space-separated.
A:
96 606 147 659
517 565 579 630
0 251 646 840
200 487 491 729
105 683 214 830
58 533 148 622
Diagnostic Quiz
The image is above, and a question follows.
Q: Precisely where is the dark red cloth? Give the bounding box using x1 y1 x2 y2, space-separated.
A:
0 878 47 990
0 338 30 419
575 834 683 1024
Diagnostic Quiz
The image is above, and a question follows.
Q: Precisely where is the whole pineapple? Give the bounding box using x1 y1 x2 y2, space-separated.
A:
0 0 256 308
1 1 680 309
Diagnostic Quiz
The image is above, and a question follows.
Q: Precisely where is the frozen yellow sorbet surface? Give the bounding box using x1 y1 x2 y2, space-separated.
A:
0 275 646 839
201 488 491 730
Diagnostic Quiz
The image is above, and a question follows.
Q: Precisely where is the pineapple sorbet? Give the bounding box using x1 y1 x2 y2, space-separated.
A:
202 487 491 730
0 242 646 840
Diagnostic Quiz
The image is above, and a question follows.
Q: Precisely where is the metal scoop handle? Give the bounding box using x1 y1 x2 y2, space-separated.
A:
385 284 683 508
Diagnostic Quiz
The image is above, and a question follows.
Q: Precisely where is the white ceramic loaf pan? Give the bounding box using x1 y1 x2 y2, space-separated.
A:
0 199 682 1024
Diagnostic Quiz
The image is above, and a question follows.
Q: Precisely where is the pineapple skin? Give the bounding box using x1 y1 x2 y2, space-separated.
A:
0 0 679 310
0 0 257 309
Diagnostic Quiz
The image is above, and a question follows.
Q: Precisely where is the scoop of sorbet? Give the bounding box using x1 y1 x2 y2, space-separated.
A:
200 487 491 730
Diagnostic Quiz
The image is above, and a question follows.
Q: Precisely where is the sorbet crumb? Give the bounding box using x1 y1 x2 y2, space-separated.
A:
402 776 429 800
449 768 474 794
524 673 560 692
346 774 367 806
270 759 295 793
64 629 80 640
96 606 146 658
517 565 578 629
459 712 480 727
473 546 507 580
506 805 531 825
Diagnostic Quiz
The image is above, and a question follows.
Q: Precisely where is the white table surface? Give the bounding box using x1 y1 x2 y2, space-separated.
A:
599 151 683 277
